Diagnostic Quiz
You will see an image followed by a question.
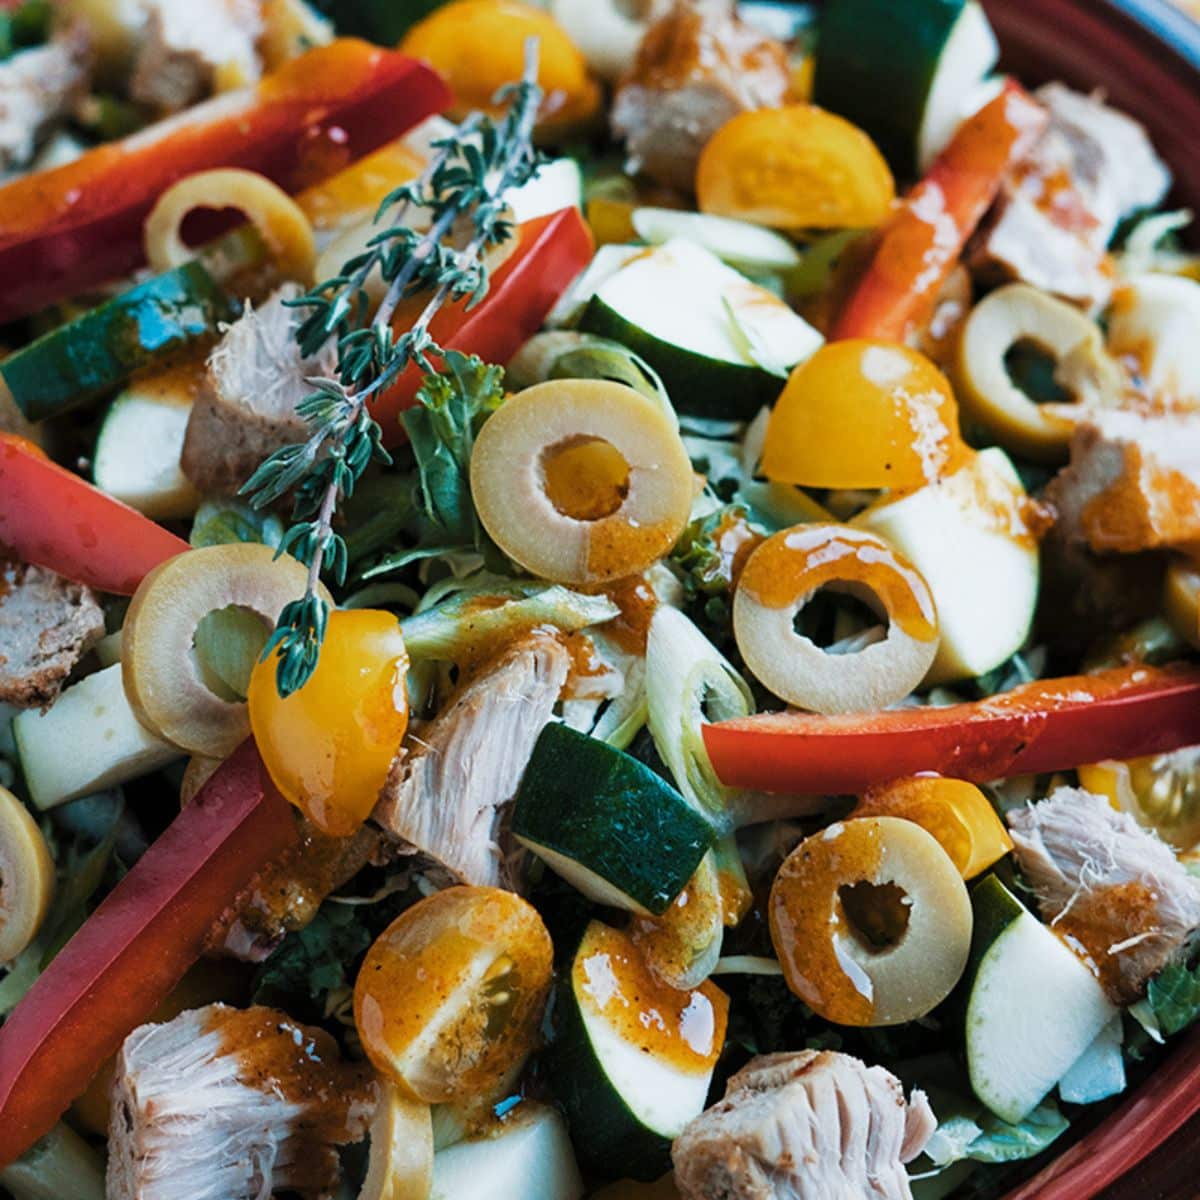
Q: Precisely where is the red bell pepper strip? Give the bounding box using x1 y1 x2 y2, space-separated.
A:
831 81 1048 343
371 206 595 446
0 433 188 594
0 39 449 323
0 740 297 1167
704 665 1200 795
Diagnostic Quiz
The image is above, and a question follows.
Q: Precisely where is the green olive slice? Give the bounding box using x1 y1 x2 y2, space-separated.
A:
469 379 695 584
733 524 939 714
0 785 55 965
122 543 332 757
956 283 1122 462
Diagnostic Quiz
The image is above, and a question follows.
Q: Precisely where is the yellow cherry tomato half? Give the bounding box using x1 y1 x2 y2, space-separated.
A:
853 775 1013 879
354 886 554 1105
248 608 409 836
1079 749 1200 852
761 339 969 490
401 0 601 135
696 104 895 231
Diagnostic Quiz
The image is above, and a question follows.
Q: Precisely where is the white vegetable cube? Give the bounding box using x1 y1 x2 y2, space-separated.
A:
13 664 181 810
855 447 1039 684
430 1105 583 1200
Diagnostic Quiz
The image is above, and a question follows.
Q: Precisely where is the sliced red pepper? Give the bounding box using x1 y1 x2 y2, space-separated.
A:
704 665 1200 795
831 81 1048 343
371 206 595 446
0 39 449 323
0 433 188 594
0 740 297 1167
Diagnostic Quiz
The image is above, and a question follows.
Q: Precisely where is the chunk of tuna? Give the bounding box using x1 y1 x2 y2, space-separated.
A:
672 1050 936 1200
1008 786 1200 1004
1044 409 1200 555
972 84 1170 307
181 284 338 496
0 559 104 709
611 0 789 191
130 0 263 114
373 633 570 889
107 1004 374 1200
0 23 92 171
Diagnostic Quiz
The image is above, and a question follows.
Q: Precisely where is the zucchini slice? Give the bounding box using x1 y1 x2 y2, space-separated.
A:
578 239 822 419
814 0 999 175
549 921 728 1181
631 208 801 272
92 365 202 520
1 262 235 422
512 723 713 915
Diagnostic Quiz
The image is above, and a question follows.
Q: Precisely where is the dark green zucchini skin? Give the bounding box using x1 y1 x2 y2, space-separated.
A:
813 0 968 176
578 295 785 421
545 969 675 1183
513 723 714 915
2 261 235 421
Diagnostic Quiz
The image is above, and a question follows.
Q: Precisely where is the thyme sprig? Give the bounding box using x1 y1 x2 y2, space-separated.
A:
242 42 545 697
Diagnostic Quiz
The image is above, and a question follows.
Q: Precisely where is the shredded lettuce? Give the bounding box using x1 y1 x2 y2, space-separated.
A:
923 1101 1069 1168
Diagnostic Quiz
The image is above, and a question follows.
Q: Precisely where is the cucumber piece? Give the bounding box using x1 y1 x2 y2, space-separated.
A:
429 1104 583 1200
92 369 202 520
512 723 713 915
506 158 583 225
549 921 725 1181
1058 1018 1126 1106
814 0 998 175
579 239 821 418
965 876 1117 1124
1 262 235 422
632 208 801 271
13 664 181 810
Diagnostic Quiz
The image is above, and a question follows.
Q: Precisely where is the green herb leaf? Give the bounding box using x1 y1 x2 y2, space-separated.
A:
1147 960 1200 1036
402 349 506 548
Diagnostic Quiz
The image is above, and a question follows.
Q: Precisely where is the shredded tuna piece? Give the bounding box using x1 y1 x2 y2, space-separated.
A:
373 633 570 889
107 1004 375 1200
673 1051 935 1200
0 559 104 709
130 0 263 114
1045 409 1200 555
0 23 92 171
972 84 1170 307
181 284 338 496
611 0 788 191
1008 786 1200 1003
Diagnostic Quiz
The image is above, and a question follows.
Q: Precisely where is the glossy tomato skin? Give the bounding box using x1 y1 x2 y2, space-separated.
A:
248 608 410 836
354 886 554 1105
